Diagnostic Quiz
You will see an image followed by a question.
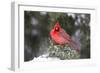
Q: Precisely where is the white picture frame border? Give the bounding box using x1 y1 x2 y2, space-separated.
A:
11 1 97 71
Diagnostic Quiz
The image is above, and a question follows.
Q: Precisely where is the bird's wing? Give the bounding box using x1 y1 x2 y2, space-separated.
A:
59 29 71 41
57 29 80 52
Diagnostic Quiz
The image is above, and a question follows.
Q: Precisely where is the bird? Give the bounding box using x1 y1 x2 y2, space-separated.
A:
50 21 80 52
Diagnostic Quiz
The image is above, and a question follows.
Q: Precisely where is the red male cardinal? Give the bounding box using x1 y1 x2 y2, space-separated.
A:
50 21 80 52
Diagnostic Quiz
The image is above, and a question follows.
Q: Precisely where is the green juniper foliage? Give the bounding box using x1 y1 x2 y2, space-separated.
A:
48 39 80 60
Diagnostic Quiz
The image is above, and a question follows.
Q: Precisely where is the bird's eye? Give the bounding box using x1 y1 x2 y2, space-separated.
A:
55 27 59 31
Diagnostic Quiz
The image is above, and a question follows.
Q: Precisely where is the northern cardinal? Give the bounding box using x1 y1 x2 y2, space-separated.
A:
50 21 80 52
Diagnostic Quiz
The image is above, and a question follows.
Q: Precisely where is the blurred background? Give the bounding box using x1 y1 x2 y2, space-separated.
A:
24 11 90 62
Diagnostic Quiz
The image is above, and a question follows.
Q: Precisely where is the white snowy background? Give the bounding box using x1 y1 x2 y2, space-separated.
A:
0 0 100 73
